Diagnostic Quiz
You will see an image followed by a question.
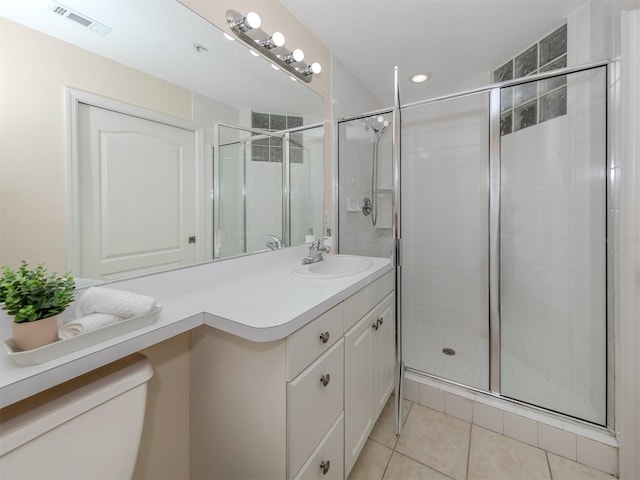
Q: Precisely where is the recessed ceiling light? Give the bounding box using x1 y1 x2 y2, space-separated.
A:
411 72 431 84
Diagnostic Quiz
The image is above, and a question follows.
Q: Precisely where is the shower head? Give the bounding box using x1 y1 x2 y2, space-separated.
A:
363 115 390 138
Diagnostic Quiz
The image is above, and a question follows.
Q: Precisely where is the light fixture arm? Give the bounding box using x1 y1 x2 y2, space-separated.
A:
226 10 320 84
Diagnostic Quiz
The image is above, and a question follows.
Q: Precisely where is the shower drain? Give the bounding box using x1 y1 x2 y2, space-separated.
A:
442 347 456 356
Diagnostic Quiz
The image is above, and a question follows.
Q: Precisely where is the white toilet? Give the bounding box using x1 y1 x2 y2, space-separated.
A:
0 354 153 479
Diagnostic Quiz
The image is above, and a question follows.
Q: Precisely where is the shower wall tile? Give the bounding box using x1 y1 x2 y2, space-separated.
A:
404 378 420 403
576 436 618 475
504 412 538 447
401 95 490 390
444 392 473 423
419 384 445 413
539 424 577 461
473 403 504 434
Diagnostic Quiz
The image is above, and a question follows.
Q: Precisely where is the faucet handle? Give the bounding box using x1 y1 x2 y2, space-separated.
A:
310 239 321 251
266 235 285 250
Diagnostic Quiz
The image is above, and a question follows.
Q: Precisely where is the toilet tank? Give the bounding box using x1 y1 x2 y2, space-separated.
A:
0 354 153 479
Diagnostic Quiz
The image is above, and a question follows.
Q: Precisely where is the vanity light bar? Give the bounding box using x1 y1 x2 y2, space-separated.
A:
226 10 321 84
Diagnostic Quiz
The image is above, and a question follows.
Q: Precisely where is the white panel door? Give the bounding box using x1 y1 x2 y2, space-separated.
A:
78 104 197 281
373 294 395 418
344 310 375 476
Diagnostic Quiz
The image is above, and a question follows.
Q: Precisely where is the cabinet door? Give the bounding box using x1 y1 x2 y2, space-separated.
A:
373 293 396 418
344 309 375 476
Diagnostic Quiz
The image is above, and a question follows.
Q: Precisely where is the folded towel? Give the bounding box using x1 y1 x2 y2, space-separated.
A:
76 287 156 319
58 313 122 339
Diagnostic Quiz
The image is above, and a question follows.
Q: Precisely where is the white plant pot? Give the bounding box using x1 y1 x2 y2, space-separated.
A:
12 315 59 351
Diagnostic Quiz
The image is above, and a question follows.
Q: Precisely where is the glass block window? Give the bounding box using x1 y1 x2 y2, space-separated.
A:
251 112 304 163
494 24 567 136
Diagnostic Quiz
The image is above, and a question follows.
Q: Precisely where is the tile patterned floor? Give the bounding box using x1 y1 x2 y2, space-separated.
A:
348 397 616 480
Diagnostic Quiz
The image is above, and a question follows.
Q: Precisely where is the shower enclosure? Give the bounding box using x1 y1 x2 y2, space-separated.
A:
338 62 609 426
338 113 393 257
215 123 324 259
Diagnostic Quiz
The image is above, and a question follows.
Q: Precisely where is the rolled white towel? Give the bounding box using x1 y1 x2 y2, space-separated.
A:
58 313 122 339
76 287 156 319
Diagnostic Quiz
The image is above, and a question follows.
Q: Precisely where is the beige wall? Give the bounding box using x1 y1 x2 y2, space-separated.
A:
135 334 191 480
0 18 192 272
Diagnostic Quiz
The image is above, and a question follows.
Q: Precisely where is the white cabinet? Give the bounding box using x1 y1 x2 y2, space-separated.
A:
373 294 395 418
190 270 395 480
344 292 395 477
288 339 344 477
344 308 376 474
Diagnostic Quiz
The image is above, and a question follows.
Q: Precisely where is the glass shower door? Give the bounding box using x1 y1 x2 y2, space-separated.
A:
401 92 491 391
499 67 607 425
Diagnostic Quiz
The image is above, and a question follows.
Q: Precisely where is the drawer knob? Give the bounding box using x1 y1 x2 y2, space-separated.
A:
320 460 331 475
372 317 383 330
320 373 331 387
319 331 330 343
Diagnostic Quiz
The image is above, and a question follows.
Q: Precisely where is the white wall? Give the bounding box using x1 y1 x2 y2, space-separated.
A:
332 56 383 119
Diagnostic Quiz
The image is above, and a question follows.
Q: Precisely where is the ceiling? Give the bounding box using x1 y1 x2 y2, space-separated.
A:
279 0 590 106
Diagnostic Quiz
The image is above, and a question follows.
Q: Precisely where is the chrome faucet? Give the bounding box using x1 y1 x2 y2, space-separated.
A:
302 239 330 264
266 235 285 250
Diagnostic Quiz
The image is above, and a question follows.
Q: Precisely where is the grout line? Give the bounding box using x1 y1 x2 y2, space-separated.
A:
379 448 393 480
545 451 554 480
391 451 458 480
466 424 474 480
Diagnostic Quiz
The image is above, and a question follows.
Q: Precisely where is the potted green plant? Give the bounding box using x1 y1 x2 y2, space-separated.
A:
0 261 75 351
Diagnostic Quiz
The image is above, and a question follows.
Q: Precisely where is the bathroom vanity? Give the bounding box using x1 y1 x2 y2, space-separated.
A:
190 269 394 479
0 246 394 479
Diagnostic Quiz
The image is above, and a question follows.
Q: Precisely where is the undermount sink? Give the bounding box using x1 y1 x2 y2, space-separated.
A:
293 255 373 279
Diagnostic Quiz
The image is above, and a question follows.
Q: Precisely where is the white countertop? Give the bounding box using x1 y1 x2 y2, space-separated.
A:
0 246 393 408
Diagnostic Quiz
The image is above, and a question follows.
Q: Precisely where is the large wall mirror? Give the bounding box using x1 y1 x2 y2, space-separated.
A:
0 0 324 283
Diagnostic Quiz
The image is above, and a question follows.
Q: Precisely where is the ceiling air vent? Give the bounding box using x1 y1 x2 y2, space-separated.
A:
48 1 113 36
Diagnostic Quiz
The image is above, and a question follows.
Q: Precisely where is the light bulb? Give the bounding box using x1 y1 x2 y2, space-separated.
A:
300 62 322 76
259 31 286 49
233 11 261 32
283 48 304 63
271 32 285 47
245 12 261 29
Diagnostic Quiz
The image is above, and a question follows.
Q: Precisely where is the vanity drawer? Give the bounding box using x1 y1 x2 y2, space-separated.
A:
287 303 343 381
344 270 394 331
293 413 344 480
287 339 344 478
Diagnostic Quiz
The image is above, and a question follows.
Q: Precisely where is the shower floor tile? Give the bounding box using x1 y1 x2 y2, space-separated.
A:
403 317 489 391
349 396 616 480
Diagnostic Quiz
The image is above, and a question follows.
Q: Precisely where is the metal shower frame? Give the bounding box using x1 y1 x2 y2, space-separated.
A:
337 58 610 436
